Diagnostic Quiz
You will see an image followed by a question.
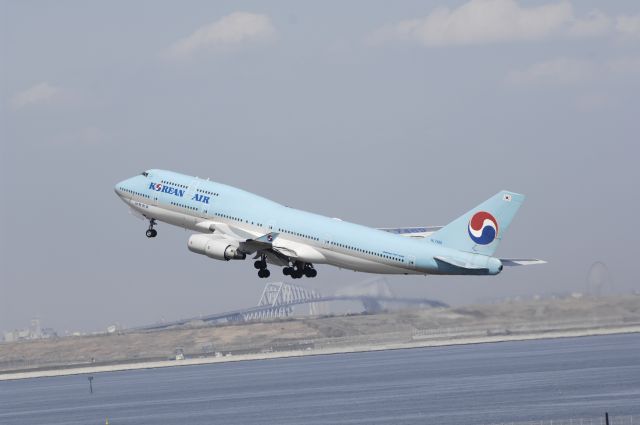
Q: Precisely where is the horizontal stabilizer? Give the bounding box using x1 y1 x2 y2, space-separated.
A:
434 256 487 270
500 258 547 266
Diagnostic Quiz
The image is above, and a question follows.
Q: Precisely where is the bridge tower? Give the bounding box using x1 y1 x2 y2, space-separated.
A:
243 282 323 321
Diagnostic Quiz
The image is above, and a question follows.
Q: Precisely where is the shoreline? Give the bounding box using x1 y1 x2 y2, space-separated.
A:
2 324 638 382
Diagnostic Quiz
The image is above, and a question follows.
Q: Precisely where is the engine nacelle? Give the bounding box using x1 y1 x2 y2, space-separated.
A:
187 234 246 261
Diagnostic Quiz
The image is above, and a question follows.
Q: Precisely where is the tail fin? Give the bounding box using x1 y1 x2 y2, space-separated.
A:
430 191 524 256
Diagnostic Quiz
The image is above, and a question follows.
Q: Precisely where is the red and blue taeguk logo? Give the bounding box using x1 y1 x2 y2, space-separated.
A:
468 211 498 245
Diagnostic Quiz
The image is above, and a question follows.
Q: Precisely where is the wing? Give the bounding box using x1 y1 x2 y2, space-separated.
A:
195 220 256 240
194 220 305 266
378 226 443 238
239 232 280 254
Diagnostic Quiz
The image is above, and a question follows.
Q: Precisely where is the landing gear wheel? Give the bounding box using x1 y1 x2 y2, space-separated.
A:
254 255 267 270
283 267 293 276
146 219 157 238
258 269 271 278
304 268 317 278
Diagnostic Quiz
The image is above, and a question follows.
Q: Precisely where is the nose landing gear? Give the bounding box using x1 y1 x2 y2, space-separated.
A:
145 219 157 238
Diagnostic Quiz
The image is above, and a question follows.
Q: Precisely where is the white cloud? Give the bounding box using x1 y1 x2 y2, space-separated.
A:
165 12 276 59
616 14 640 38
506 58 596 85
371 1 640 47
11 82 61 109
372 0 573 46
567 10 612 38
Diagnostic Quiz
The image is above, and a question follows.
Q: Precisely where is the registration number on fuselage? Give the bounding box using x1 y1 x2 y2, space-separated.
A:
133 201 150 209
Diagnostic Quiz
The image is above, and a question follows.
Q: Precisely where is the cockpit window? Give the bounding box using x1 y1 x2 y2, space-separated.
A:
141 171 149 177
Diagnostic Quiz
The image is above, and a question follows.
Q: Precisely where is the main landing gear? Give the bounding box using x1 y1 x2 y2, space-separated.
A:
254 255 271 278
145 219 157 238
283 262 317 279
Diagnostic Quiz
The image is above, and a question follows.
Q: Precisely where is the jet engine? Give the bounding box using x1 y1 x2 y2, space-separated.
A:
187 234 246 261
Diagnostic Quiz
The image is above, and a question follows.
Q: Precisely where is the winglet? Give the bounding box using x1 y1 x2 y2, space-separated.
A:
253 232 279 244
238 232 279 255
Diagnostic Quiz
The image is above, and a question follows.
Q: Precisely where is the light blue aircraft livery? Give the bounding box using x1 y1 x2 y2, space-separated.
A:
115 170 544 279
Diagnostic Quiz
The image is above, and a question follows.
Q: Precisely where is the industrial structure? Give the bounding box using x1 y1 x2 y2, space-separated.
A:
135 280 447 331
2 319 57 343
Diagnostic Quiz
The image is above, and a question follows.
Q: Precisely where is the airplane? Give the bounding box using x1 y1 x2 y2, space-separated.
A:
114 169 544 279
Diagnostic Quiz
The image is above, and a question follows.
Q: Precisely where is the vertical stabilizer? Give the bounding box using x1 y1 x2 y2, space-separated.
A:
430 191 524 256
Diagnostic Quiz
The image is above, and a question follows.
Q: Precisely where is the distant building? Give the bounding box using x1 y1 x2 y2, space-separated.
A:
3 329 30 342
3 319 57 342
30 318 41 337
106 324 122 334
41 328 58 339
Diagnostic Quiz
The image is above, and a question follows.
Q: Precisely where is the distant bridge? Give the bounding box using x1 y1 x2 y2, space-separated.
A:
135 281 448 331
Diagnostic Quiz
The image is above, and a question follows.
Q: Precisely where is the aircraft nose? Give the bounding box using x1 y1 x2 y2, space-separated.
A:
114 180 128 198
